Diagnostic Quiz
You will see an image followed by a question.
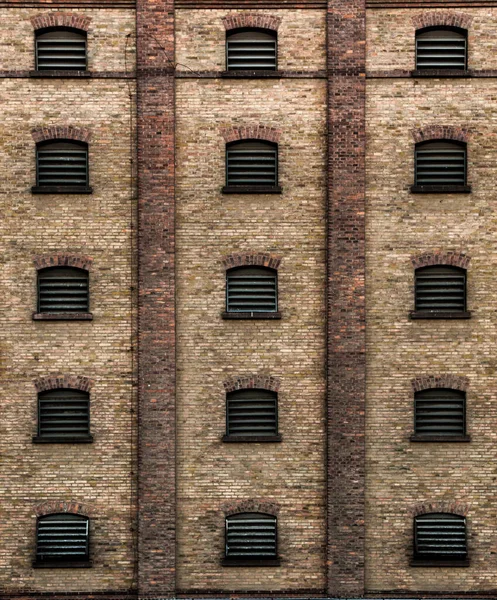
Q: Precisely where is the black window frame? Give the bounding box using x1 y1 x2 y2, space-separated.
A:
411 139 471 194
34 266 93 321
413 26 469 77
410 264 471 320
222 139 282 194
412 513 469 567
32 27 89 78
222 265 281 320
223 388 281 443
410 388 469 443
223 27 280 78
223 512 280 567
33 513 91 568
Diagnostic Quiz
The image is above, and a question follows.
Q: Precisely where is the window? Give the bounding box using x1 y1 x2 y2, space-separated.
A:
34 514 90 568
35 266 91 318
411 265 469 319
226 29 277 71
223 266 280 319
413 513 468 566
224 389 280 442
415 28 467 71
223 140 281 193
412 140 470 193
34 389 92 443
35 28 87 71
33 140 91 194
223 513 279 566
413 388 467 441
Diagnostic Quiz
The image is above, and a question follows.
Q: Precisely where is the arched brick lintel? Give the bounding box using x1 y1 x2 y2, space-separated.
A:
31 12 92 32
35 500 93 518
223 374 281 393
411 374 469 393
222 499 280 517
31 126 92 144
221 126 281 144
34 374 93 393
411 251 470 270
411 501 470 518
33 253 93 272
222 13 282 32
412 126 470 144
412 11 473 32
222 252 282 271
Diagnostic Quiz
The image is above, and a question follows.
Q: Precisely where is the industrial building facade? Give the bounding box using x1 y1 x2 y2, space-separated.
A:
1 0 497 598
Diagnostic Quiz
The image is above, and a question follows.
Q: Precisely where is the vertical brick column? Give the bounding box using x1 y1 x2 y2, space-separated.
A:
136 0 176 596
326 0 366 596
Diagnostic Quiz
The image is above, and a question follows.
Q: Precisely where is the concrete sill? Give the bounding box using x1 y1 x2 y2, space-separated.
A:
222 558 280 567
33 312 93 321
222 312 281 320
222 185 282 194
222 434 282 443
410 559 470 568
30 70 91 78
410 435 471 443
410 310 471 320
33 435 94 444
33 561 92 569
410 184 471 194
411 69 471 78
221 70 282 78
32 185 93 194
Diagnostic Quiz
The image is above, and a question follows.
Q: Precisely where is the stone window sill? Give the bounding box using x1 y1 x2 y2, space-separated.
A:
222 185 282 194
410 184 471 194
33 435 93 444
410 558 470 568
32 186 93 194
222 558 280 567
30 70 90 78
33 560 92 569
33 312 93 321
410 310 471 320
222 434 282 443
411 69 471 78
222 311 281 320
410 435 470 443
221 70 282 79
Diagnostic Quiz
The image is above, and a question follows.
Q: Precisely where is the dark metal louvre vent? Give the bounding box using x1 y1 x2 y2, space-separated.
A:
38 389 90 438
414 513 467 560
415 141 466 186
227 389 277 437
226 140 278 187
415 388 465 437
416 29 467 70
36 29 87 71
36 514 89 563
227 266 277 313
38 267 89 314
226 513 277 559
37 141 89 188
415 266 466 313
226 29 277 71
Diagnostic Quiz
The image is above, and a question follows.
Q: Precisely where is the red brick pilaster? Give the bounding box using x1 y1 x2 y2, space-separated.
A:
327 0 366 596
136 0 175 594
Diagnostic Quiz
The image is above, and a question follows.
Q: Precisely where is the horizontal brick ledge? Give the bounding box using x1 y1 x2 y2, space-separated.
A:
32 435 94 444
30 70 91 78
410 184 471 194
32 561 92 569
220 70 282 78
33 312 93 321
221 558 281 567
410 559 470 568
410 434 471 443
222 311 282 320
411 69 472 78
222 434 282 443
31 185 93 194
410 310 471 320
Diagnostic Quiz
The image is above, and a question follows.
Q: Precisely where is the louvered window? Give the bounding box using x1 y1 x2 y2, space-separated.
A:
225 513 277 561
226 140 278 189
38 389 90 440
415 388 465 438
36 29 87 71
38 267 90 314
226 389 278 439
415 141 466 187
414 513 467 562
416 28 467 71
35 514 89 565
36 140 89 189
414 266 466 314
226 29 277 71
226 267 277 314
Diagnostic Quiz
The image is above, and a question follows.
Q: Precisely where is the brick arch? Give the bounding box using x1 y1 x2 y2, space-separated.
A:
222 13 282 32
31 12 92 32
411 125 470 145
33 253 93 272
222 499 280 517
35 500 93 518
411 251 470 270
31 126 92 144
223 374 281 393
411 374 469 393
34 374 93 393
222 252 282 271
412 12 473 32
411 501 469 518
220 126 281 144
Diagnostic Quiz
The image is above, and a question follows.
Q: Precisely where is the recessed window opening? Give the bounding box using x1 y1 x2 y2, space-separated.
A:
414 513 467 562
416 28 467 71
415 140 466 187
226 389 278 438
226 266 277 313
36 140 89 188
36 28 87 71
226 29 277 71
414 265 466 313
38 389 90 439
225 513 277 560
414 388 466 437
35 514 89 565
226 140 278 188
38 266 89 314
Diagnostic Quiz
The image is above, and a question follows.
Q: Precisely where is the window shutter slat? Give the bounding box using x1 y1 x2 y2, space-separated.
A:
415 388 466 437
226 514 277 559
227 389 278 437
38 389 90 438
226 141 278 188
414 514 467 560
416 29 467 70
415 266 466 313
226 267 277 313
415 142 466 186
36 515 89 563
37 144 89 188
227 31 277 71
38 267 89 314
36 30 87 71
